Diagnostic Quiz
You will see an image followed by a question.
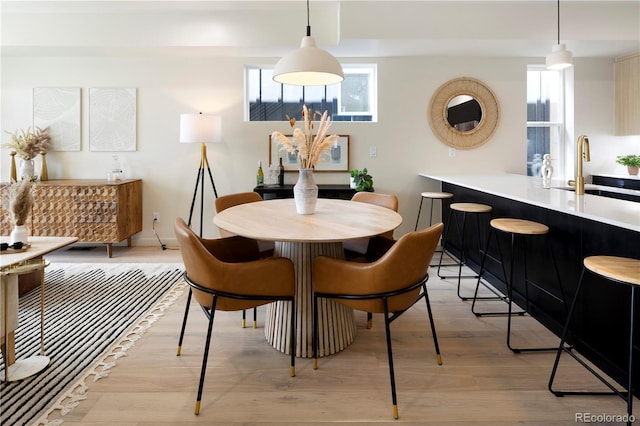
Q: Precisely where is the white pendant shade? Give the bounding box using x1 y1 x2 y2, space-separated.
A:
179 113 221 144
546 43 573 70
273 36 344 86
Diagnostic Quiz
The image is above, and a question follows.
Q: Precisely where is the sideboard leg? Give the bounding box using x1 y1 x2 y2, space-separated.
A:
106 243 113 258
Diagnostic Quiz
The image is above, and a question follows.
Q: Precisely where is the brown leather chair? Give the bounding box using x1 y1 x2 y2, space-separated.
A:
343 192 399 260
174 218 296 415
215 191 275 327
312 222 444 420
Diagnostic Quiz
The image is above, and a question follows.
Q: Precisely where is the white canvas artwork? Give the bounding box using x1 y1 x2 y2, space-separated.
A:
89 87 137 151
33 87 81 151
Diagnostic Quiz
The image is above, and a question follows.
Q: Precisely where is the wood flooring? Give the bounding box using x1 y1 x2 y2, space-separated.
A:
39 245 631 425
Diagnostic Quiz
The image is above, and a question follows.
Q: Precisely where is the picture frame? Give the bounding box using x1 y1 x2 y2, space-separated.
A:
269 134 350 172
33 87 81 151
89 87 137 151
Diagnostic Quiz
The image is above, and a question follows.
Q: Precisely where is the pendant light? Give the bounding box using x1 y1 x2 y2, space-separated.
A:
273 0 344 86
546 0 573 70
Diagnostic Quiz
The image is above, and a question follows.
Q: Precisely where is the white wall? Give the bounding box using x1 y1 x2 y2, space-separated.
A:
1 55 637 247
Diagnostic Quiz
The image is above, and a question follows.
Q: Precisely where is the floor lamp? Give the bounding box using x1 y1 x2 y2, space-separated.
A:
180 113 221 237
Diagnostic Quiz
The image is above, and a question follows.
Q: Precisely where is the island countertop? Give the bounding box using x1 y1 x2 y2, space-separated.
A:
420 173 640 232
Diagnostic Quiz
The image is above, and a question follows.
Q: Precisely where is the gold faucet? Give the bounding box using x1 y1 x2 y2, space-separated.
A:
568 135 590 195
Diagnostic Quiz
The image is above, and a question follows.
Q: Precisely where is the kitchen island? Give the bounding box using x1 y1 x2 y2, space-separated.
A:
421 173 640 395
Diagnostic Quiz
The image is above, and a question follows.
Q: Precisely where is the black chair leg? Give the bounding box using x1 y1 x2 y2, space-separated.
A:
177 287 193 356
195 296 218 415
253 307 258 328
382 299 399 420
290 298 296 377
422 284 442 365
313 294 319 370
367 312 373 329
242 309 247 328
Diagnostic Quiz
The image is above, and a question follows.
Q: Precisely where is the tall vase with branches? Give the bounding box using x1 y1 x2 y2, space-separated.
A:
271 105 339 214
4 179 34 244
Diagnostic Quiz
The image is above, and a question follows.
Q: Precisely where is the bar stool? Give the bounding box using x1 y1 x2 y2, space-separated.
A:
414 191 453 231
415 191 455 266
437 202 496 301
549 256 640 424
471 218 566 353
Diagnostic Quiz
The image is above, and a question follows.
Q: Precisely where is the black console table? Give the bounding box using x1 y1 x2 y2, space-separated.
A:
254 184 356 200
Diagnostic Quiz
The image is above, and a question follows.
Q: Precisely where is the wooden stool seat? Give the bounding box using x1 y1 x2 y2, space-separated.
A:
450 203 492 213
491 218 549 235
584 256 640 286
420 191 453 200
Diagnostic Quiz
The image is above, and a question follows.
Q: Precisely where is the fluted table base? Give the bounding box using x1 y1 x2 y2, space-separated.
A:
265 241 356 358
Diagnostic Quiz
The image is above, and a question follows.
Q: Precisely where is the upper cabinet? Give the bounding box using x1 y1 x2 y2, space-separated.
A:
615 52 640 135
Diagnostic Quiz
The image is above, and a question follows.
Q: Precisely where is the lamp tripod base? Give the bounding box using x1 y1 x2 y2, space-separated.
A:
1 355 50 382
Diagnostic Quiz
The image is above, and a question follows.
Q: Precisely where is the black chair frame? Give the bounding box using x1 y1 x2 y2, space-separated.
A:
548 267 635 424
312 275 441 420
178 272 296 415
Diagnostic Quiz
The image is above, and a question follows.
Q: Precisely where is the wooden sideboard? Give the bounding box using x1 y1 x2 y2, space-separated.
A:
1 179 142 257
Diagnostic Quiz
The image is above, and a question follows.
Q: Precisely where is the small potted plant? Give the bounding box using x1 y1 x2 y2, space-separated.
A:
615 154 640 175
349 168 374 192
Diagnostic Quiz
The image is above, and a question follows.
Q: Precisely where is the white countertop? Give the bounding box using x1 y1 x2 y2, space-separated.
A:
420 173 640 233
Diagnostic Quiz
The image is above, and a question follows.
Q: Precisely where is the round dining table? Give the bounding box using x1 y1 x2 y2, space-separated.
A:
213 197 402 357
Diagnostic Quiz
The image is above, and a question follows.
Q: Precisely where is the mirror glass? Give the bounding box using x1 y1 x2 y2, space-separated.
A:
446 95 482 132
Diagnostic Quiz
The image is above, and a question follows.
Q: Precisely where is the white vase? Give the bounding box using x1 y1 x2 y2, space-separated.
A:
293 168 318 214
10 225 29 245
19 158 36 181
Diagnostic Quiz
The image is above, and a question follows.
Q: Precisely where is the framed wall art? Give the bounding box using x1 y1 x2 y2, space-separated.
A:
33 87 81 151
89 87 137 151
269 134 350 172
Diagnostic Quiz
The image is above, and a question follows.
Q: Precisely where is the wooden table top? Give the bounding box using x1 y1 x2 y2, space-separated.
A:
0 236 78 268
213 198 402 243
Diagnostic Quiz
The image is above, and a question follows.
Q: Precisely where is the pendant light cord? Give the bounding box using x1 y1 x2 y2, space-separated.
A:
556 0 560 45
306 0 311 37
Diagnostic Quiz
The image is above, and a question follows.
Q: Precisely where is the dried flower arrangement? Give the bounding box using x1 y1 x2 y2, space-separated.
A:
271 105 339 169
2 126 51 160
3 179 35 226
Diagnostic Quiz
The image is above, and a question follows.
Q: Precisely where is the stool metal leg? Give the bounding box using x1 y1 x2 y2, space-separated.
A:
414 197 425 231
437 210 478 285
549 268 632 422
474 230 567 353
472 229 520 316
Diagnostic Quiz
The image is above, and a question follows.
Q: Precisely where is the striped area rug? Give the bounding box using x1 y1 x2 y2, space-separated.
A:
0 263 185 426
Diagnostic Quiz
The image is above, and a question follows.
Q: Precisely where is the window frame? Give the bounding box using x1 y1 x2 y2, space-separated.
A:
526 65 566 179
244 64 378 122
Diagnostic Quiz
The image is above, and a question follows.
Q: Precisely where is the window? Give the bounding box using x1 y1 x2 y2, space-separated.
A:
526 66 564 178
245 65 377 122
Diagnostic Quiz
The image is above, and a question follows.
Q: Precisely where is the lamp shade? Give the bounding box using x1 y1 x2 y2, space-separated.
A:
546 43 573 70
273 36 344 86
179 113 221 144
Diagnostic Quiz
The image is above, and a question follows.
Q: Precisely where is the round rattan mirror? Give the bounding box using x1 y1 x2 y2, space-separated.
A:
428 77 500 149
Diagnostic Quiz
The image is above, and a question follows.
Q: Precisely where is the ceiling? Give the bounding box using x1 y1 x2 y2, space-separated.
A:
1 1 638 59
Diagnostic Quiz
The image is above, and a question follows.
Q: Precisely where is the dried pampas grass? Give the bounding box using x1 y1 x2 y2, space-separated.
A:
271 105 338 170
7 179 34 226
